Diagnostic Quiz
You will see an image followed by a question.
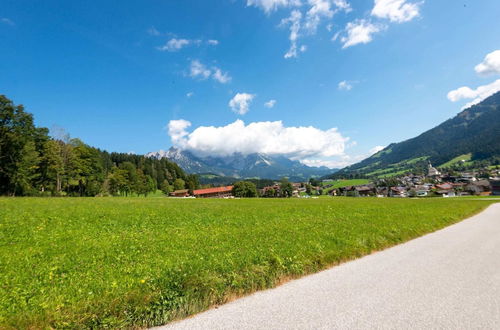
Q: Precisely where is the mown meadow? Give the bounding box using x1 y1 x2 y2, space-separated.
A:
0 197 495 328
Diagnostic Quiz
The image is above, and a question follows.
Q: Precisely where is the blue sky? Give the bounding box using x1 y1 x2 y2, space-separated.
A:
1 0 500 168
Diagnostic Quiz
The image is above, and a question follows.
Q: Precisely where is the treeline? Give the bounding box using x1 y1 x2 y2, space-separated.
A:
0 95 198 197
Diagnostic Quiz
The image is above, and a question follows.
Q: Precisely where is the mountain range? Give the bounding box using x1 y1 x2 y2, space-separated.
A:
146 148 334 181
331 91 500 178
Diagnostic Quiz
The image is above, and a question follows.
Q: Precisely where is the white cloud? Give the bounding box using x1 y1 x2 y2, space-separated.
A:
475 50 500 76
189 60 212 80
212 68 232 84
301 156 356 169
338 80 353 90
229 93 255 115
188 60 231 84
300 158 345 168
246 0 301 13
371 0 421 23
333 0 351 11
264 100 276 109
1 18 14 26
304 0 351 33
168 119 349 161
157 38 192 51
168 119 192 146
447 79 500 109
264 99 277 108
157 37 218 51
302 145 384 169
369 145 385 154
304 0 335 33
277 1 351 58
186 92 194 98
282 10 303 59
341 19 383 48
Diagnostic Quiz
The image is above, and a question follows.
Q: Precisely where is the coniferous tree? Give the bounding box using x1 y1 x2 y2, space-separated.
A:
12 141 40 195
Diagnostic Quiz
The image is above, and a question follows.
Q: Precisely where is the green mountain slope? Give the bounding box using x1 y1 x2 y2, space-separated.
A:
333 91 500 178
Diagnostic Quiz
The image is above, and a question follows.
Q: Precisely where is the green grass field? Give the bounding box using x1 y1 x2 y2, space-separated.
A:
438 153 472 168
0 197 495 328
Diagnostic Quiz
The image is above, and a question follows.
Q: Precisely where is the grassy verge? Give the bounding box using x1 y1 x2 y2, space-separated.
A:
0 198 496 328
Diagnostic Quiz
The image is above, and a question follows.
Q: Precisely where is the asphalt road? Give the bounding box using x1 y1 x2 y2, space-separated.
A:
160 203 500 330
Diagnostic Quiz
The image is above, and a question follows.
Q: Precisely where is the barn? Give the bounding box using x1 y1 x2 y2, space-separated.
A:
193 186 234 198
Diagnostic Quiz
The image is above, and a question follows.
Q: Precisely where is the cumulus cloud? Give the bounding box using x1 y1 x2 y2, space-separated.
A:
229 93 255 115
369 145 386 154
447 79 500 109
341 19 383 48
371 0 421 23
207 39 219 45
264 99 277 108
246 0 301 13
475 50 500 76
338 80 353 90
188 60 231 84
167 119 349 161
186 92 194 98
168 119 192 146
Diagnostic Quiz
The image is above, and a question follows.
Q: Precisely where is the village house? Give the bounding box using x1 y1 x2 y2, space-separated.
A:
465 180 491 195
169 189 190 197
457 172 477 183
389 186 407 198
193 186 234 198
261 184 280 197
414 184 432 197
376 186 389 197
339 184 376 197
435 182 456 197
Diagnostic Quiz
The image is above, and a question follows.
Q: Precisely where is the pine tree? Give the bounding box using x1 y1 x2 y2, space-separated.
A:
12 141 40 195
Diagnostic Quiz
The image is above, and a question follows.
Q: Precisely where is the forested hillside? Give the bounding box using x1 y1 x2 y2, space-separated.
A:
331 91 500 178
0 95 197 196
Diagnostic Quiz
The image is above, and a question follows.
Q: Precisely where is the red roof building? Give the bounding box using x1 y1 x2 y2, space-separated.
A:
436 183 454 190
193 186 234 198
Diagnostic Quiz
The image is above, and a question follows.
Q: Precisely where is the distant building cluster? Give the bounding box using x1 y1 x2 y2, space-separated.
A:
170 186 234 198
332 164 500 198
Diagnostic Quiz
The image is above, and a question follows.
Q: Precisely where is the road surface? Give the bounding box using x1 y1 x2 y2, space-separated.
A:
160 203 500 329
